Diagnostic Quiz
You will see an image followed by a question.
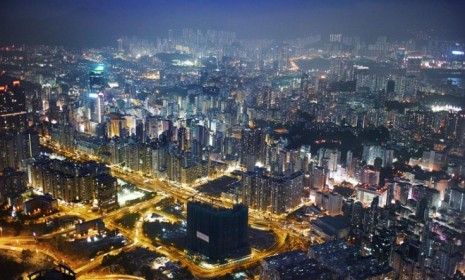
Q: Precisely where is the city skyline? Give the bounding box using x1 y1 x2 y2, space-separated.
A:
1 0 465 46
1 1 465 280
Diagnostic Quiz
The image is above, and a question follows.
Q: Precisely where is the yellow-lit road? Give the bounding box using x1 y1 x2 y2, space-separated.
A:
75 244 135 275
78 274 144 280
38 137 307 278
288 54 320 72
0 237 63 266
0 237 141 280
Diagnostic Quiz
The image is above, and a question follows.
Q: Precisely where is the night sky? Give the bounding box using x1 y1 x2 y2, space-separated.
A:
1 0 464 47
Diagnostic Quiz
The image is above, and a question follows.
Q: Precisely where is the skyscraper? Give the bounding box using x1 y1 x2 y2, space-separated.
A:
386 79 395 94
89 65 105 93
177 126 190 152
0 76 39 171
240 126 263 171
0 168 27 205
0 76 27 133
88 65 106 124
186 201 250 261
94 173 118 211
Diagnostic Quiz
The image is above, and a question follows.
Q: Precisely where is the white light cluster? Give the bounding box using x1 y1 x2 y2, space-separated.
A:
431 105 462 112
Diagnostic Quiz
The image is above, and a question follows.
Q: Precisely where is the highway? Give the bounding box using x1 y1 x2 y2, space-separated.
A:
78 274 145 280
0 236 143 280
0 237 62 266
288 54 320 72
34 137 309 278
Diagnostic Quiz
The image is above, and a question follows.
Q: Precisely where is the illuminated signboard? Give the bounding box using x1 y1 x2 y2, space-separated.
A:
196 231 209 243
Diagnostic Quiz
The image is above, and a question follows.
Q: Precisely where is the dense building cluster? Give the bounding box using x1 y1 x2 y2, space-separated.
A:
29 155 118 210
0 27 464 278
242 168 304 214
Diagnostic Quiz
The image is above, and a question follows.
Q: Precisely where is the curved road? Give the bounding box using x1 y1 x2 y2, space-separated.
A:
39 138 302 278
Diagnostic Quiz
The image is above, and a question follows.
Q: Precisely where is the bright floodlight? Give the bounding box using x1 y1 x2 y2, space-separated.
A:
94 65 105 72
